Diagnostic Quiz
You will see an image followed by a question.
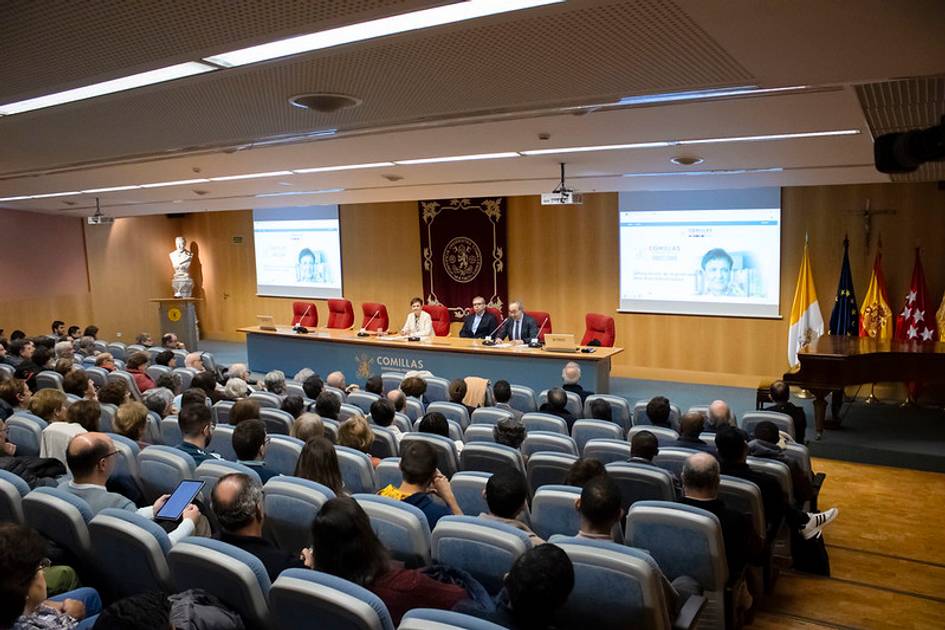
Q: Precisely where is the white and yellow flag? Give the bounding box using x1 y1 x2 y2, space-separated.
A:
787 242 824 367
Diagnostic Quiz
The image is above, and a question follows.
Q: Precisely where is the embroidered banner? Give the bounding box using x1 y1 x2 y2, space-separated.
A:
418 197 508 322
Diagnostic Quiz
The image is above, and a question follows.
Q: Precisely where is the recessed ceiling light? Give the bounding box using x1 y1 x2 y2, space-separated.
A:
140 178 210 189
293 161 395 174
289 94 361 113
204 0 564 67
208 171 293 182
670 156 704 166
394 152 520 165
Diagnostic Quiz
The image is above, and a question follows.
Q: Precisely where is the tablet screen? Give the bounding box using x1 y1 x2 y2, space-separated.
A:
155 480 204 521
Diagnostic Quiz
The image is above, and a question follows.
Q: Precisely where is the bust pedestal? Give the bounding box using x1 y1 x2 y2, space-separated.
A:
150 298 201 350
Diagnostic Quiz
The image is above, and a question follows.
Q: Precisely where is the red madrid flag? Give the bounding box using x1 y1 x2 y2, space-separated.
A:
894 249 938 342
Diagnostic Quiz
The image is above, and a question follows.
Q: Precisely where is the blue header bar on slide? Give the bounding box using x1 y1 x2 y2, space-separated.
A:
621 220 778 227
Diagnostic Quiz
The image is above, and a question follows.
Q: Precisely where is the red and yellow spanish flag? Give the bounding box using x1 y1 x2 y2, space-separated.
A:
936 292 945 342
858 251 893 340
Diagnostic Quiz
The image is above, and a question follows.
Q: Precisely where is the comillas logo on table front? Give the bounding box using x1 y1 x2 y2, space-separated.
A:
355 353 424 379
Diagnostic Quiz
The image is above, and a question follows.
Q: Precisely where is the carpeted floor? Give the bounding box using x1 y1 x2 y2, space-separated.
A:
199 339 945 473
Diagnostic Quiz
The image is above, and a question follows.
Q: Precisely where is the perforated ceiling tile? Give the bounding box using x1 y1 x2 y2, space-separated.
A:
0 0 754 175
856 76 945 183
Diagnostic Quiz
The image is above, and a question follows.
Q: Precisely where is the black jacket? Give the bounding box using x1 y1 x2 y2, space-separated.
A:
459 312 499 339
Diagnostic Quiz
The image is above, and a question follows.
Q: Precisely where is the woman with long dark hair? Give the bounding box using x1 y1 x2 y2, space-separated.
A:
294 437 346 496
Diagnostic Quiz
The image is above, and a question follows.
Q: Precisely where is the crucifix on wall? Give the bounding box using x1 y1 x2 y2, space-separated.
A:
847 198 896 252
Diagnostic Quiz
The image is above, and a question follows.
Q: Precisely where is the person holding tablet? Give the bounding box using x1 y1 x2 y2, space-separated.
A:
399 297 433 337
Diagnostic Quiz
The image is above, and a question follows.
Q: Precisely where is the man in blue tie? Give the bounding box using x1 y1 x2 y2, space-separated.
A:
499 300 539 345
459 296 498 339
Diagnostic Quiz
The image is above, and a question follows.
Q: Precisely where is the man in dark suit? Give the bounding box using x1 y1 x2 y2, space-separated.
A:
562 361 594 403
497 300 539 344
459 296 498 339
538 387 577 431
764 380 808 443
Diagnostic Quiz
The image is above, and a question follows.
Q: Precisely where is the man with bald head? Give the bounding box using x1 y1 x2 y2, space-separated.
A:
387 388 407 414
703 400 733 433
497 300 539 345
61 433 199 544
212 473 313 581
561 361 594 403
671 411 718 455
326 370 358 395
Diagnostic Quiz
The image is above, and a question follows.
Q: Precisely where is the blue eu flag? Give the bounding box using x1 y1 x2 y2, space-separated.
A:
829 237 859 335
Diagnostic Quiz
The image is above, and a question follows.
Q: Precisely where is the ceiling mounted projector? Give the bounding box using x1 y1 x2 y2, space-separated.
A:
541 163 583 205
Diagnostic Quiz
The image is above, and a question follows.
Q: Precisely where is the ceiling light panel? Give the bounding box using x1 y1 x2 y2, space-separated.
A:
140 178 210 189
208 170 293 181
394 152 520 165
293 161 395 174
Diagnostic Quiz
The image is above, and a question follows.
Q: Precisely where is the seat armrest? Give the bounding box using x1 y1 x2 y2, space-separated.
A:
673 594 706 630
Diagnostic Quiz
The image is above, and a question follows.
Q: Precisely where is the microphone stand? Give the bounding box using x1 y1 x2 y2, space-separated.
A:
293 304 313 334
358 311 381 337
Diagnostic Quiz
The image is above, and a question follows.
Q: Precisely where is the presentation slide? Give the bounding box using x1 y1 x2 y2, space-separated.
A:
618 188 781 318
253 206 343 299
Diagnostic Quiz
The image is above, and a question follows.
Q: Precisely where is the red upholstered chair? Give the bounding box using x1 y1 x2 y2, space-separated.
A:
291 301 318 328
581 313 616 347
361 302 390 332
526 310 552 342
423 304 452 336
326 299 355 329
485 306 503 322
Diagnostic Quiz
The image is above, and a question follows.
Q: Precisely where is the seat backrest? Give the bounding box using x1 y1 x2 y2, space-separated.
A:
369 426 399 459
0 469 30 523
145 364 171 385
97 402 117 433
422 304 451 336
374 457 403 490
470 407 514 426
427 401 470 429
266 435 304 476
361 302 390 332
526 452 579 492
529 485 582 540
86 366 109 389
354 493 432 567
292 301 319 327
107 432 142 482
169 366 195 390
508 385 537 414
605 462 675 510
0 363 13 378
463 424 496 443
271 568 395 630
327 298 355 329
336 445 378 493
137 445 196 502
580 313 616 347
627 425 679 447
399 609 507 630
6 414 46 457
381 372 406 395
538 390 582 419
571 419 622 452
160 416 182 446
449 471 492 516
746 456 794 505
89 508 174 596
521 431 579 458
632 400 682 431
400 433 459 478
261 408 294 435
36 370 64 391
460 442 525 476
522 412 568 435
525 310 552 341
250 390 282 409
22 487 94 563
322 418 340 443
403 397 424 421
195 460 260 495
411 417 462 443
285 382 308 400
212 400 235 425
652 447 701 477
324 385 348 404
338 403 365 424
209 424 237 461
167 537 272 629
719 475 766 537
108 370 143 401
782 443 812 478
583 394 631 431
582 438 632 464
262 476 336 554
348 391 381 414
431 515 532 594
740 410 795 439
421 376 451 403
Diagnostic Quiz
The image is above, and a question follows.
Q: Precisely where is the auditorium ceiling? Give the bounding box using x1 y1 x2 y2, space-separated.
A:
1 0 943 217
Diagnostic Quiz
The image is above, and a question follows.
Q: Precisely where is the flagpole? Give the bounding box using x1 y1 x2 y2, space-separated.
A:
795 231 815 399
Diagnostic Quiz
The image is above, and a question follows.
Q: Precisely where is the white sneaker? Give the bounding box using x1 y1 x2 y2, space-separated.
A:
801 507 838 540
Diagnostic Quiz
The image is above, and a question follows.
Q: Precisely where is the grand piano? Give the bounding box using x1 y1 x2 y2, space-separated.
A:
783 335 945 438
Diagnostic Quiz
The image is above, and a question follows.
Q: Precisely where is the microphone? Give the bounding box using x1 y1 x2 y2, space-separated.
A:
481 316 507 346
293 304 313 334
529 316 549 348
357 310 380 337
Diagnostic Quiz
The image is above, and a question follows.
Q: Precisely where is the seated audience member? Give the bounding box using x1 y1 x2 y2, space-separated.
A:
386 389 407 414
93 353 116 372
480 468 543 545
310 497 467 624
184 352 206 373
211 473 312 581
63 369 96 400
191 372 222 404
365 375 384 396
564 458 607 487
294 437 346 495
227 362 252 383
54 340 75 361
765 380 808 443
418 411 463 454
0 418 67 486
749 421 814 503
378 441 462 528
154 373 181 396
232 420 280 482
562 361 594 403
280 395 305 419
293 368 314 383
96 380 130 407
645 396 673 428
66 325 80 340
228 398 261 425
153 350 175 368
629 430 660 464
291 412 325 442
399 376 427 403
62 433 199 542
673 411 718 455
716 426 836 543
539 388 577 431
3 338 35 368
75 337 96 357
176 387 209 414
134 332 154 347
82 326 99 340
162 333 185 350
223 377 250 401
29 389 68 423
0 523 102 630
493 416 527 449
114 401 151 448
315 391 341 421
263 370 287 396
681 452 764 580
51 320 67 340
302 374 324 400
575 475 622 542
327 370 358 395
589 398 612 422
125 352 155 393
143 387 174 419
66 400 100 432
0 378 32 416
175 403 223 466
448 378 476 416
53 359 74 377
458 544 574 630
704 400 733 433
31 346 54 371
34 390 81 464
338 415 381 467
492 380 523 420
370 398 403 443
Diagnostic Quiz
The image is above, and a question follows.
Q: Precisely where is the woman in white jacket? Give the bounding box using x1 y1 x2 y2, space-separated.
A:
400 297 433 337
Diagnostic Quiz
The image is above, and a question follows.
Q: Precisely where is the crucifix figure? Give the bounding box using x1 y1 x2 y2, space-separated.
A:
849 199 896 250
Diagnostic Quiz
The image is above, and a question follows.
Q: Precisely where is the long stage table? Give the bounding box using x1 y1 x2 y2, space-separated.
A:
239 326 623 393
